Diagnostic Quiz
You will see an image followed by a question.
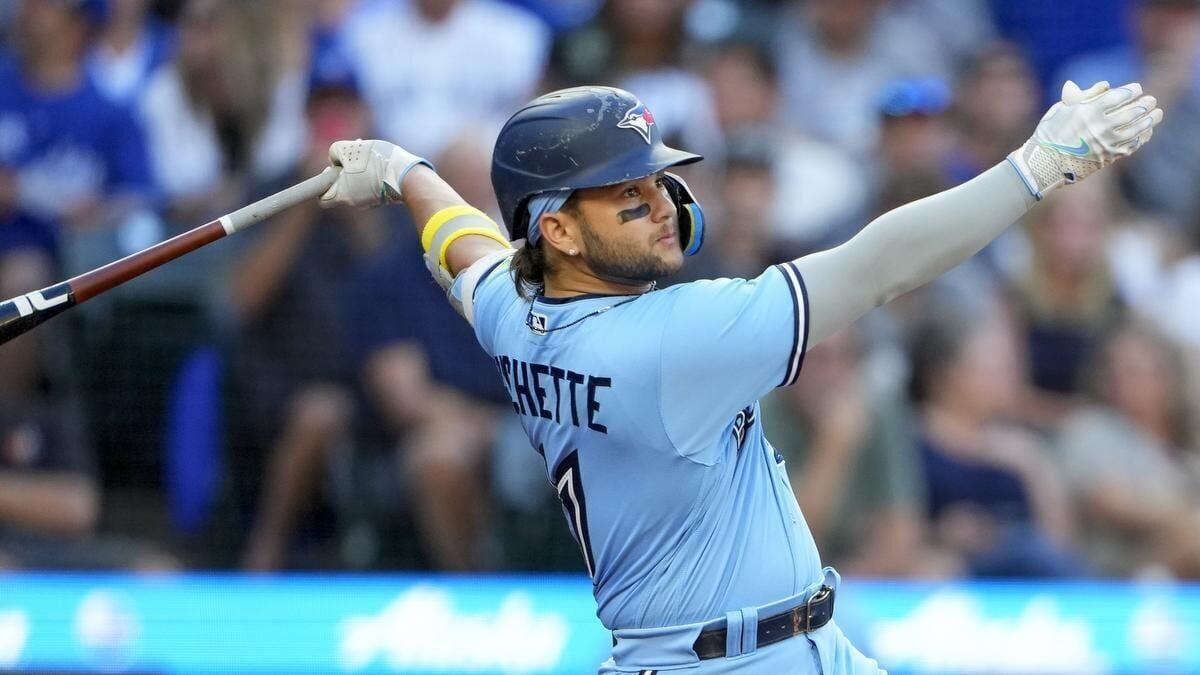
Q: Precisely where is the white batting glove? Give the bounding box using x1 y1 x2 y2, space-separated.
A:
1008 80 1163 199
320 139 431 208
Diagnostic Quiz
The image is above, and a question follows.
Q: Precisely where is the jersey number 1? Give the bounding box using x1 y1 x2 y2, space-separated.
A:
552 449 595 578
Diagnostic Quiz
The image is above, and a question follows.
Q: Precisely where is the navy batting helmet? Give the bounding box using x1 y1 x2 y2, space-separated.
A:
492 86 706 255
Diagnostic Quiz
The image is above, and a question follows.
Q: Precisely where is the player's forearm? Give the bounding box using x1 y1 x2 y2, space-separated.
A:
400 165 511 276
321 141 511 283
400 165 469 234
796 163 1036 345
0 472 98 535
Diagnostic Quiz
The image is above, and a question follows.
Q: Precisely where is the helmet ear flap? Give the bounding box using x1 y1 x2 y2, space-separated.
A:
663 172 705 256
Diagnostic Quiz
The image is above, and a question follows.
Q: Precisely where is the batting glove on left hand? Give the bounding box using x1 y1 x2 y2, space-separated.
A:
320 139 431 208
1008 80 1163 200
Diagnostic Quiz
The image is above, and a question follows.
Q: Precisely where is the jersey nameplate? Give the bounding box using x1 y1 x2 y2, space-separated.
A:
494 355 611 434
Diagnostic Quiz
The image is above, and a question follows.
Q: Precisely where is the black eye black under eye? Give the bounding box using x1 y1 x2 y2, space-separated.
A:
618 203 651 223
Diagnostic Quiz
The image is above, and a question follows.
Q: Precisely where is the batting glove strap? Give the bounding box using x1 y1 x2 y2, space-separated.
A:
1006 141 1095 200
1007 80 1162 200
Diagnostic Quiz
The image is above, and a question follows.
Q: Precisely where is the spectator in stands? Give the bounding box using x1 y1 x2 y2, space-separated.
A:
704 40 778 135
1105 209 1200 354
1056 0 1199 102
136 0 308 224
990 0 1128 98
884 0 995 67
909 301 1081 577
0 252 173 571
62 1 313 551
234 41 385 572
764 327 939 577
1009 177 1126 429
775 0 954 156
684 132 781 281
873 77 955 211
340 126 509 571
339 0 549 160
86 0 174 106
701 40 867 254
1056 0 1200 234
1057 321 1200 578
0 0 153 265
947 43 1041 184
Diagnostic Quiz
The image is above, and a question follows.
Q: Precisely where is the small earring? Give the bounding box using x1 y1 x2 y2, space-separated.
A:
568 248 578 256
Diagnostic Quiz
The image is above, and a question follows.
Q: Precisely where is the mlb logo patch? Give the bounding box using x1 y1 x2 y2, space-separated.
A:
529 312 549 335
617 104 655 144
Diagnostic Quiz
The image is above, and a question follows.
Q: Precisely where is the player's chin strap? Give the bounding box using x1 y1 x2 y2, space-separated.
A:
421 205 513 320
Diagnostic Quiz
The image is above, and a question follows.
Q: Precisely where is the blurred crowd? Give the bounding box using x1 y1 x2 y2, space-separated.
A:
4 0 1200 583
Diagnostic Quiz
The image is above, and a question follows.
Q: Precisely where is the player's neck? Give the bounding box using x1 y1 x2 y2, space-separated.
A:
542 270 653 299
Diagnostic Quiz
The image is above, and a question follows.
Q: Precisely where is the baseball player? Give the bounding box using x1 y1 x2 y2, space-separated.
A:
318 81 1161 673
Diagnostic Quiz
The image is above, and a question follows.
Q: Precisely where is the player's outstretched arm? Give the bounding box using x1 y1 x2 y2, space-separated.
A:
318 139 512 280
795 80 1162 346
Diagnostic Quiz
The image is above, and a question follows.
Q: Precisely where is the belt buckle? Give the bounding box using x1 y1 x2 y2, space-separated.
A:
791 586 830 635
791 596 811 634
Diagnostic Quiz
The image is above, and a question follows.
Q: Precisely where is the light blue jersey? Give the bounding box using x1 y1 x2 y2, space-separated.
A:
464 255 822 630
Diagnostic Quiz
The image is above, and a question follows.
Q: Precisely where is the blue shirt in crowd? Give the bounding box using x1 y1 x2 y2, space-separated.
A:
0 51 153 256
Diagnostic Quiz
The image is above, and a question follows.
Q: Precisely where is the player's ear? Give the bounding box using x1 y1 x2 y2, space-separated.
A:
538 212 582 260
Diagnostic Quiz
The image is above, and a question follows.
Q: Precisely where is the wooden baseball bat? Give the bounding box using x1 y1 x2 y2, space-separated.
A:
0 167 340 345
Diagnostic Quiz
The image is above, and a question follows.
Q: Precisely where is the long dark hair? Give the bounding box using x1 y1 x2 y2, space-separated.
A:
510 193 581 298
511 241 549 299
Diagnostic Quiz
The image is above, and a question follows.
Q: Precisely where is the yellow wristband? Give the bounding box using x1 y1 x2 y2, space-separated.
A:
421 205 487 251
437 227 512 269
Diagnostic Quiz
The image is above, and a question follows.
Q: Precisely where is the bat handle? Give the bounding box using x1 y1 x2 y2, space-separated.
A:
221 166 341 234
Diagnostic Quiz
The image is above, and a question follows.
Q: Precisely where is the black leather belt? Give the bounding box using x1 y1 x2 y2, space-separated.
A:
691 586 835 660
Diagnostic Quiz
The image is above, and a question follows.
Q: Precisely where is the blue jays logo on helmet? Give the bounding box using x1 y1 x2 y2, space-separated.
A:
616 104 656 144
